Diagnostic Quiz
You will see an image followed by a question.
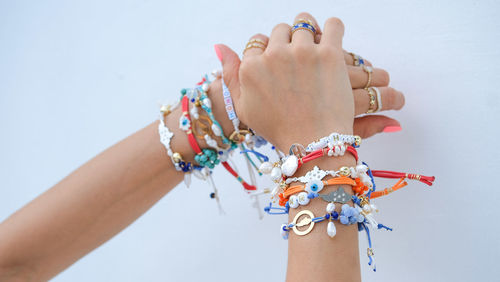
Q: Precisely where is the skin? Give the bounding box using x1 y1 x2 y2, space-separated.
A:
0 12 405 281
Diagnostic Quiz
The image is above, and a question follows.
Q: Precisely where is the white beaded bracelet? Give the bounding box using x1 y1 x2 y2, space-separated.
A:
305 132 360 152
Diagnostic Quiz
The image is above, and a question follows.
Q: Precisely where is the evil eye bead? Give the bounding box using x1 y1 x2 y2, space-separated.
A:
288 195 299 208
305 179 324 193
179 115 191 131
297 192 310 205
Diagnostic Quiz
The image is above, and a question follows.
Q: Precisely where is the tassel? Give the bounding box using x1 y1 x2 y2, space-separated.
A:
371 170 435 186
369 177 408 199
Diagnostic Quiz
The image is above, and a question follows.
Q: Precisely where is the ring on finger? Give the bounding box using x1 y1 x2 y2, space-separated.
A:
349 52 366 66
362 65 373 89
245 38 267 48
291 20 317 37
365 87 377 113
243 42 267 55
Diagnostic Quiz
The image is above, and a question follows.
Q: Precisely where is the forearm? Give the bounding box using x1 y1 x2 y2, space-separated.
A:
0 110 191 279
285 154 361 282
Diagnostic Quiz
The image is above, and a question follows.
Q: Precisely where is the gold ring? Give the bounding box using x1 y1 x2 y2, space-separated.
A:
243 43 266 55
245 38 267 48
291 19 317 37
349 52 365 66
362 65 373 89
365 87 377 114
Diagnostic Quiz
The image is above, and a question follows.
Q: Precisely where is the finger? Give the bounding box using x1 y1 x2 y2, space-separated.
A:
243 34 269 58
268 23 292 47
320 17 344 47
214 44 241 98
353 115 401 139
291 12 319 45
348 66 390 88
353 87 405 116
343 50 373 66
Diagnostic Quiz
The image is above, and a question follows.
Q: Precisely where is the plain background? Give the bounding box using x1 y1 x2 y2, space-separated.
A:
1 0 499 281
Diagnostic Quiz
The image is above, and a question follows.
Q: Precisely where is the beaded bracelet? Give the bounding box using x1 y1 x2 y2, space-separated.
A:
305 132 361 152
158 101 203 175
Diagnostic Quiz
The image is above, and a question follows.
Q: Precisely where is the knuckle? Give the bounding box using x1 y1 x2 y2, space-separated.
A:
295 12 314 21
325 17 345 31
272 23 290 33
249 33 268 42
265 46 288 61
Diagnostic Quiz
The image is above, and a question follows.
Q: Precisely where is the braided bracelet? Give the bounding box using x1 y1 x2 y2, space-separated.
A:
305 132 361 152
158 101 202 173
180 95 220 169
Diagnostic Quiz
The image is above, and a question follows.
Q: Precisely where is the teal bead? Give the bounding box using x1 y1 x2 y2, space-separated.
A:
214 159 220 165
200 155 208 162
180 88 187 95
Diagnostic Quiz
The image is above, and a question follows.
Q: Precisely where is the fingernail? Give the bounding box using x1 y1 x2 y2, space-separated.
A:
214 44 222 62
383 126 402 133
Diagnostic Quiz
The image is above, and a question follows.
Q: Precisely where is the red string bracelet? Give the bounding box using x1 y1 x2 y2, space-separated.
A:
296 146 358 170
181 95 203 154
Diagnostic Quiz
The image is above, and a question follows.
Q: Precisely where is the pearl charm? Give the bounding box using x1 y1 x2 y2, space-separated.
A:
211 123 222 136
326 202 335 213
202 97 212 108
327 221 337 238
281 155 299 177
259 162 273 174
270 167 282 181
201 83 210 92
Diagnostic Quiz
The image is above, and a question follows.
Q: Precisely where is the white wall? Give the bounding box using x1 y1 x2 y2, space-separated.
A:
1 0 499 281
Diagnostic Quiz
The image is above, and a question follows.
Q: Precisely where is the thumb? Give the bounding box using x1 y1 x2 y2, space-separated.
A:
214 44 241 97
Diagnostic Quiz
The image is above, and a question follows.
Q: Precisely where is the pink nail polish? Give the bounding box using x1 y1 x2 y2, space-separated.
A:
214 45 222 62
383 126 402 133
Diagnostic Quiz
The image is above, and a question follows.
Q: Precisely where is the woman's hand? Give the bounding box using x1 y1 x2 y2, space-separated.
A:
214 14 354 151
213 12 405 141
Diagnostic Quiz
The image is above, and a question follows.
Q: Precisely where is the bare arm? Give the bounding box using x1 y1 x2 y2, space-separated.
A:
0 80 238 280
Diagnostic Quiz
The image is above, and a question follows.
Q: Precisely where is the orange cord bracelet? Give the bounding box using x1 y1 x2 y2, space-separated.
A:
282 176 356 199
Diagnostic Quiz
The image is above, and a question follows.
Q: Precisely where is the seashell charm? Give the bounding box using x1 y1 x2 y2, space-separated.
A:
281 155 299 177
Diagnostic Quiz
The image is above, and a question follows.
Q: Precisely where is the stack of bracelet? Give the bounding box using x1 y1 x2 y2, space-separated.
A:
158 70 273 217
157 66 436 271
260 132 435 271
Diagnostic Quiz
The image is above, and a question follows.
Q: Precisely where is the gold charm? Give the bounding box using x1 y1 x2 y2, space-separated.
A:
292 210 315 236
229 129 251 144
191 115 213 139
